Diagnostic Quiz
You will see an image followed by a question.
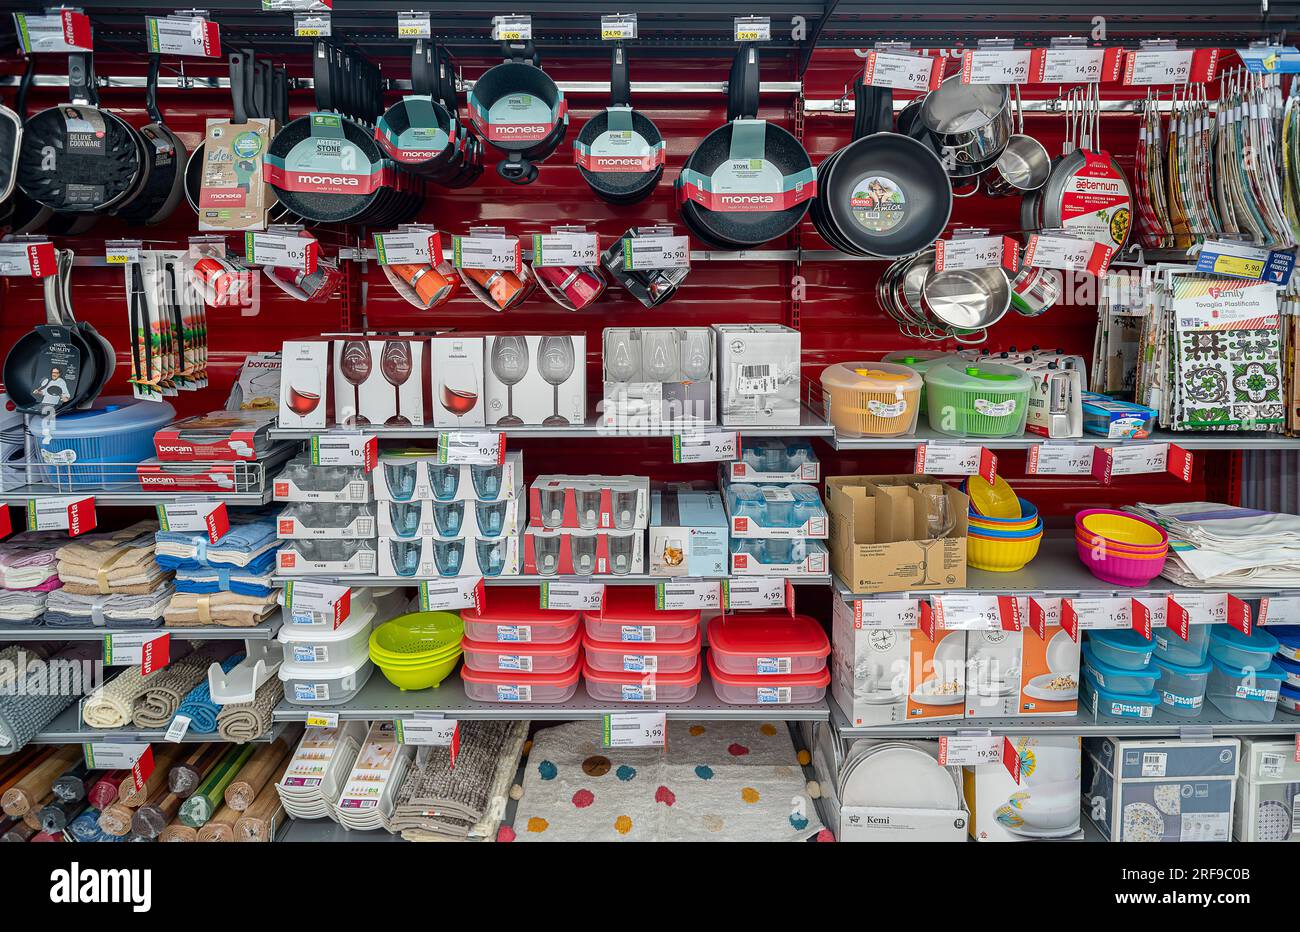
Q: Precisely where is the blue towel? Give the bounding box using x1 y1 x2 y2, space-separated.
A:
175 652 245 733
174 563 275 597
154 516 278 570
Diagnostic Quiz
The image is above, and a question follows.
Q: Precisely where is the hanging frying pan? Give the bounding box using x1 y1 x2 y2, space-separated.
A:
677 44 815 249
575 44 664 204
375 39 457 178
812 80 951 257
18 52 142 213
115 54 187 225
1039 84 1132 249
186 51 251 214
4 59 52 234
54 248 112 408
0 74 20 203
468 41 568 184
436 48 484 190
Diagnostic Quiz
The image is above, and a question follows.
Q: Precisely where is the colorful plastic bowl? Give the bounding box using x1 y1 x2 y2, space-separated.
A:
1074 533 1168 559
968 519 1045 539
1075 509 1168 547
964 475 1021 519
969 531 1043 572
370 611 464 659
968 498 1039 525
1074 530 1167 552
1075 537 1166 586
373 652 463 690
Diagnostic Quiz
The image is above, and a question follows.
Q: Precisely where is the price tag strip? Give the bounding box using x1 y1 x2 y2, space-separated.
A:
306 711 339 728
105 239 143 265
932 594 1022 632
1195 239 1296 285
1023 234 1114 277
146 14 222 58
539 581 605 611
453 235 522 274
0 240 57 278
532 232 599 267
1165 593 1227 641
14 11 93 53
863 50 941 92
1091 443 1192 484
934 235 1019 273
623 235 690 271
104 631 172 674
374 230 441 266
309 433 377 471
844 598 919 630
1028 596 1064 638
1028 47 1123 84
1061 597 1132 635
722 577 790 611
156 501 229 543
245 230 319 274
1123 48 1219 86
603 712 666 749
961 49 1033 85
1259 596 1300 626
85 743 152 778
283 581 351 629
1129 596 1167 639
438 431 507 465
937 735 1022 782
672 430 739 464
418 577 485 612
26 496 96 536
1026 443 1095 475
914 444 997 484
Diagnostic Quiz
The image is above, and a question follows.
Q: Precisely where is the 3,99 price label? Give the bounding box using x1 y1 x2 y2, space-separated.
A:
603 712 666 748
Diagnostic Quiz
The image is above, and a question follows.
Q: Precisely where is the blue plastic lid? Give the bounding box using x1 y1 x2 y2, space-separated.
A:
1088 628 1155 652
1083 667 1159 705
1149 653 1212 676
1273 653 1300 676
1081 643 1157 679
1281 682 1300 702
1208 624 1280 654
1208 656 1286 680
1269 625 1300 648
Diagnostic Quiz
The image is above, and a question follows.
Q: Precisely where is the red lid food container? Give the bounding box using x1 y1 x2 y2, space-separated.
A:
460 586 581 644
582 657 701 704
582 586 700 645
706 652 829 706
582 628 701 675
460 655 582 703
706 612 829 677
462 629 582 674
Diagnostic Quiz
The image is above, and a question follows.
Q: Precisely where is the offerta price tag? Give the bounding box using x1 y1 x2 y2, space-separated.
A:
844 598 919 629
623 235 690 270
722 577 788 610
672 431 739 464
418 577 485 612
309 433 377 471
961 48 1032 84
283 581 351 628
14 11 93 52
863 50 941 91
914 444 997 483
0 240 57 278
453 235 522 273
540 581 605 611
438 431 506 465
374 229 441 265
1063 597 1132 630
84 743 151 772
1023 233 1113 276
1123 48 1219 85
145 14 221 57
26 496 96 536
934 235 1019 272
932 594 1022 631
395 718 459 747
1026 443 1095 475
603 712 666 749
1092 443 1193 483
938 735 1003 767
1259 596 1300 626
1030 47 1116 84
245 230 319 274
532 232 599 267
654 579 721 611
156 501 229 543
105 632 171 674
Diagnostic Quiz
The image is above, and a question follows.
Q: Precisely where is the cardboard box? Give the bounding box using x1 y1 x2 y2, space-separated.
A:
1084 736 1239 842
372 450 523 503
228 351 281 412
1234 738 1300 842
713 323 801 426
376 496 524 539
830 596 966 726
279 341 329 429
332 338 427 428
723 481 829 539
729 539 828 576
965 622 1080 718
197 116 275 232
483 333 586 427
600 327 716 428
377 534 521 578
529 475 649 530
277 504 376 539
826 475 968 594
964 736 1082 841
524 528 644 575
430 334 486 428
648 486 729 577
277 540 377 576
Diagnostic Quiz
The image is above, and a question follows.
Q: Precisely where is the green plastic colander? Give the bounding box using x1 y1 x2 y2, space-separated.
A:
370 611 464 665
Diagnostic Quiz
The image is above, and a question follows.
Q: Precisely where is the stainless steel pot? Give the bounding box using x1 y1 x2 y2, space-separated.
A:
985 86 1050 197
920 75 1012 167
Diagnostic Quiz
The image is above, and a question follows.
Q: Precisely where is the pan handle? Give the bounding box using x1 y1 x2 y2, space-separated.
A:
851 78 876 142
274 66 289 125
228 52 248 123
610 43 631 108
732 44 760 120
16 56 35 118
438 46 460 115
145 54 164 124
951 327 989 345
410 39 428 95
951 175 981 198
67 52 92 106
312 41 331 113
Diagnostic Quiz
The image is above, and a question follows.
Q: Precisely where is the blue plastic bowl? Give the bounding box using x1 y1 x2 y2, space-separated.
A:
1081 643 1158 695
967 519 1045 540
1087 628 1155 670
966 497 1040 525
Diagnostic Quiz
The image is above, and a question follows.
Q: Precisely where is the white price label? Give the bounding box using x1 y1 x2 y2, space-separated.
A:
1023 234 1112 275
419 577 484 612
603 712 666 748
1026 444 1095 475
25 496 96 535
1260 597 1300 626
915 443 983 475
294 13 331 37
396 718 458 746
145 15 221 57
164 715 192 743
438 431 506 465
245 230 318 273
540 581 605 610
492 15 532 41
623 235 690 270
1133 596 1167 630
1124 48 1194 86
655 580 721 610
863 50 938 92
14 11 92 52
938 735 1003 767
283 581 351 627
672 431 739 464
933 594 1021 631
962 49 1032 84
374 229 440 265
734 16 770 41
103 631 169 667
84 743 150 770
1168 593 1227 626
397 11 431 38
601 13 637 39
262 0 332 8
723 577 787 610
306 712 340 728
1108 443 1169 476
156 501 229 542
105 240 142 265
845 598 919 629
1038 47 1106 83
532 232 599 267
934 235 1015 272
310 433 377 470
454 235 520 271
1065 597 1132 630
0 240 56 277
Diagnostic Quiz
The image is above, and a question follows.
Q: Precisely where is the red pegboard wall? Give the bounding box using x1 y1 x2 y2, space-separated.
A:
0 48 1231 509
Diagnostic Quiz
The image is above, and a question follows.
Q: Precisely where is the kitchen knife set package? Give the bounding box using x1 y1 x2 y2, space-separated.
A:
121 251 210 403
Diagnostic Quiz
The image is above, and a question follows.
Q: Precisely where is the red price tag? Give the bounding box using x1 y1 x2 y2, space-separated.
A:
1131 598 1153 639
1002 736 1021 784
140 633 171 676
1227 595 1251 636
1165 595 1191 641
0 505 11 540
1046 597 1078 641
131 746 156 795
918 600 936 641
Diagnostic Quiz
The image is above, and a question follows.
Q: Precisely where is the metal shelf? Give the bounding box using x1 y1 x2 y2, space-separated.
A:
835 533 1300 601
0 486 274 507
829 696 1300 739
276 820 406 843
827 425 1300 452
273 573 831 588
29 705 286 746
0 615 282 642
272 670 830 723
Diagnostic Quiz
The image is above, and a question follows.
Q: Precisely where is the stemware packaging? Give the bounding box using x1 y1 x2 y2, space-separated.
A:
430 334 486 427
712 323 802 426
331 337 428 428
279 341 330 429
372 450 524 502
648 485 728 577
524 527 646 575
964 625 1080 718
483 333 586 427
601 327 716 428
528 475 649 530
830 596 967 726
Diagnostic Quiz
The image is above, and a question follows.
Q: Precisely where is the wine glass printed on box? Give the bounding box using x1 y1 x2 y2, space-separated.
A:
605 331 640 381
439 358 479 424
538 335 576 427
680 330 712 380
286 367 322 418
490 336 530 427
642 330 679 382
339 341 373 427
919 489 954 587
381 340 414 427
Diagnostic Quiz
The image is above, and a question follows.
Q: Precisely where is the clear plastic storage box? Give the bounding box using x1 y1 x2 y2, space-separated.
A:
706 652 829 705
1085 629 1155 671
460 586 582 644
1081 669 1158 719
279 655 374 706
277 600 376 670
460 659 582 703
1206 657 1284 722
461 630 582 674
1081 643 1157 696
1208 625 1280 671
1153 622 1213 666
1151 654 1211 718
582 629 701 675
581 658 701 703
581 586 700 644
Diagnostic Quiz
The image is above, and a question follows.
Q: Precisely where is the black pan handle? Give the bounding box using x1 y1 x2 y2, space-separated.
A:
17 56 35 118
68 52 92 105
145 53 164 124
274 66 289 124
410 38 427 95
610 43 630 108
228 52 247 123
733 44 760 120
312 40 331 112
873 86 894 135
438 46 460 114
241 48 257 120
851 78 875 141
502 40 538 66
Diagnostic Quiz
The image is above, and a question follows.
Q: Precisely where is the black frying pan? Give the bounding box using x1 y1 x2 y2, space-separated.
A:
375 40 457 177
575 44 664 204
677 44 813 249
17 52 142 213
469 42 567 185
186 51 249 214
2 58 53 235
115 55 187 225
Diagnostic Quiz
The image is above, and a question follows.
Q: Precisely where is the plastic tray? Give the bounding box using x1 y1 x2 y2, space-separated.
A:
706 612 829 677
460 657 582 703
460 585 581 644
581 658 701 703
582 629 701 675
462 629 582 674
705 652 829 705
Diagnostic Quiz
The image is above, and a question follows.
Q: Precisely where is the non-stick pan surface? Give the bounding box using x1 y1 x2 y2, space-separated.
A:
576 44 663 203
117 55 187 225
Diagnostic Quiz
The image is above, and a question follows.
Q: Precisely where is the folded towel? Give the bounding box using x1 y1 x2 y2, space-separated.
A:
0 530 64 589
131 647 235 729
165 591 278 628
57 523 160 594
155 517 278 570
0 580 58 624
58 563 171 596
176 653 245 734
174 564 275 598
217 678 282 744
44 585 173 629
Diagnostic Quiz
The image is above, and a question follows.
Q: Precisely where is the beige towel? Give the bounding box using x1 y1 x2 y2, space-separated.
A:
165 591 278 628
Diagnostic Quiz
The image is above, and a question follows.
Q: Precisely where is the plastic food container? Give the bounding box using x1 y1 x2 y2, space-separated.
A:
462 630 582 674
1081 669 1158 719
706 612 830 677
277 601 375 669
581 658 701 703
1206 658 1284 722
460 658 582 703
1207 625 1279 671
1086 629 1155 671
1279 682 1300 715
1271 625 1300 662
1153 622 1212 666
706 652 829 705
924 361 1032 438
1273 653 1300 689
820 361 923 438
582 586 699 645
279 655 374 706
1080 643 1158 696
1151 654 1211 718
582 629 701 675
460 586 581 644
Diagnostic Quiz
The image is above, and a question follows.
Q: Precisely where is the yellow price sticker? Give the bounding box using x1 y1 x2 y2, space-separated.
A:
105 254 131 265
397 25 425 37
736 29 763 40
499 29 524 40
1212 255 1264 278
296 27 322 36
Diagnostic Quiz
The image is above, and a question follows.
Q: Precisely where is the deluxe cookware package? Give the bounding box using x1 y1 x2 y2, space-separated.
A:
468 41 568 185
574 44 665 204
677 44 815 248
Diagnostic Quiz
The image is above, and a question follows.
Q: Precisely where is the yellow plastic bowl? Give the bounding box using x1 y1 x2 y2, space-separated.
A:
967 531 1043 572
374 651 462 690
370 611 464 659
970 514 1039 531
1078 513 1165 547
966 474 1021 520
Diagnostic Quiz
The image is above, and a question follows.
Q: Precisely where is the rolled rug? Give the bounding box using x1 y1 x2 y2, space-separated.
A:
224 725 301 811
158 820 196 842
180 745 255 828
195 803 239 842
217 677 283 743
234 757 290 842
1 745 80 816
0 644 95 754
0 747 54 795
1 819 36 842
131 784 183 839
83 641 199 728
112 744 183 809
86 771 127 811
175 652 245 734
67 808 124 843
132 647 235 728
39 795 85 833
96 802 135 837
169 744 225 798
51 761 96 803
23 791 55 830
